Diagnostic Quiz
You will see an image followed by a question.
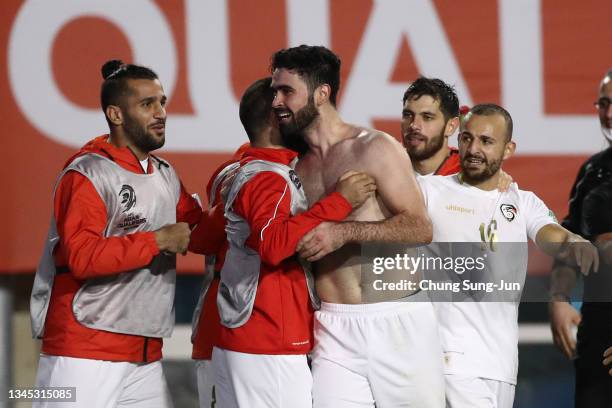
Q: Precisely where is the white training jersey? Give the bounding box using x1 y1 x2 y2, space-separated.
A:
418 174 556 384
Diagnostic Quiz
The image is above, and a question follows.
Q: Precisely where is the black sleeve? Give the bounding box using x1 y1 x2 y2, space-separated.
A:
561 160 589 234
581 181 612 239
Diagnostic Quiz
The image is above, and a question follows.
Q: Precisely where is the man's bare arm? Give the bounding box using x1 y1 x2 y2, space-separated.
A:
535 224 599 275
548 259 580 359
550 259 578 301
298 134 432 261
543 224 600 360
338 134 431 241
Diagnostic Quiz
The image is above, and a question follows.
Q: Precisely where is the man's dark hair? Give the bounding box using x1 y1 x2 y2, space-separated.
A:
469 103 514 141
100 59 158 113
270 45 341 106
403 77 459 121
239 77 275 142
600 69 612 93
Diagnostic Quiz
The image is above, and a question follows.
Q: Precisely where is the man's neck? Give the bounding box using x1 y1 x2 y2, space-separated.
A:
461 171 500 191
304 108 355 158
108 130 148 160
252 127 284 149
251 141 284 149
413 145 451 175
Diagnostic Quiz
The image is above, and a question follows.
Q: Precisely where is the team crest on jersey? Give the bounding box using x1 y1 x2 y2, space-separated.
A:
116 185 147 230
500 204 517 222
119 184 136 213
288 170 302 189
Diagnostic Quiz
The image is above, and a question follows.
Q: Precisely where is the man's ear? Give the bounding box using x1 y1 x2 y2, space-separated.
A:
316 84 331 106
106 105 123 126
503 140 516 161
445 117 460 137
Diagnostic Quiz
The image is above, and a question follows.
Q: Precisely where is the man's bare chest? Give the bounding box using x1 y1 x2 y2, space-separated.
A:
297 150 367 205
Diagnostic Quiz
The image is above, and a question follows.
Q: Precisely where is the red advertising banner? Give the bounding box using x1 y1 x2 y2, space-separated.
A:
2 0 610 273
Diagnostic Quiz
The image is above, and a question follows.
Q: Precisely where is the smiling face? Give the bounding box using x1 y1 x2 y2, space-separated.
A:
401 95 449 161
271 68 319 140
121 78 167 152
458 113 514 184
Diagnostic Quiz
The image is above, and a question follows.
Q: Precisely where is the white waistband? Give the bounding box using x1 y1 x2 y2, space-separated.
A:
319 293 430 314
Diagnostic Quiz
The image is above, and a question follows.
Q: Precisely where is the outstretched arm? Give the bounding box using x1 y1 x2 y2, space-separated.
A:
536 224 598 276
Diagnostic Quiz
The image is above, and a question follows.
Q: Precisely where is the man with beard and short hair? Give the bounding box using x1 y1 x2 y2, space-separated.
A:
401 77 514 192
402 77 461 176
272 45 445 408
210 77 376 408
459 104 513 183
30 60 202 407
549 69 612 407
418 103 598 408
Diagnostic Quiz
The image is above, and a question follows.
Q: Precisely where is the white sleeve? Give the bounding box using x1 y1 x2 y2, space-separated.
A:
521 191 558 241
417 175 429 207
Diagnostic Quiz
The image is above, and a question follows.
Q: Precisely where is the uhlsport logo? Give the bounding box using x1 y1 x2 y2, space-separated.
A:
500 204 517 222
119 185 136 213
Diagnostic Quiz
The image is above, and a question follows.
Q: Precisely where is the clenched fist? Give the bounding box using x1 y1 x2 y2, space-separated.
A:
155 222 191 255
